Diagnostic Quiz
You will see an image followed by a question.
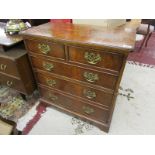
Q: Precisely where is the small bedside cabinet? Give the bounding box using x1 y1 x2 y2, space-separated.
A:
0 22 36 96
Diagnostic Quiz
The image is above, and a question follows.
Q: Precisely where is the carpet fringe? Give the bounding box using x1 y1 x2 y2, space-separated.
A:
127 61 155 69
16 101 40 131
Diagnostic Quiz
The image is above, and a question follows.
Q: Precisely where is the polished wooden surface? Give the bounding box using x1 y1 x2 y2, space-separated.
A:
0 45 27 77
0 72 25 92
0 44 26 59
21 21 138 52
0 48 36 95
30 55 118 90
39 86 109 124
0 55 20 77
22 21 137 132
68 46 123 73
25 39 65 60
36 70 113 108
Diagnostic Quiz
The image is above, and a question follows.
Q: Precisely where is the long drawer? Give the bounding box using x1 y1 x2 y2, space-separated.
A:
68 46 123 72
0 72 25 93
0 57 19 78
25 39 65 60
30 56 118 90
39 86 110 124
35 70 113 108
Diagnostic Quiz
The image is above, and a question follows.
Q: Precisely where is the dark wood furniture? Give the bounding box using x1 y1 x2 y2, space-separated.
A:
0 22 36 134
137 19 155 51
142 19 155 27
21 21 138 132
0 22 36 95
0 47 36 95
26 19 49 26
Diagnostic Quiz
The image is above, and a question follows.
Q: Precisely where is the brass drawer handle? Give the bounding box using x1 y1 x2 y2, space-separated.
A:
83 89 96 99
38 43 50 54
43 62 54 71
0 64 7 71
84 52 102 65
83 72 99 83
46 79 56 87
83 106 94 115
7 81 13 87
48 93 58 101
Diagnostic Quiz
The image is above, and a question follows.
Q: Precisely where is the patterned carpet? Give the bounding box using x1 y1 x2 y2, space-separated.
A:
128 32 155 65
0 86 28 121
0 86 38 123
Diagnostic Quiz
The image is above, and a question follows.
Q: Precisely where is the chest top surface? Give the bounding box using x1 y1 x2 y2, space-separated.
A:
21 21 138 52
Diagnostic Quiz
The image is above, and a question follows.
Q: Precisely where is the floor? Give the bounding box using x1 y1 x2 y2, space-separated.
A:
22 32 155 134
128 32 155 65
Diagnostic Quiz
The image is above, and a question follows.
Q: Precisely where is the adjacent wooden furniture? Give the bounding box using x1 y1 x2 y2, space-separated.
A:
0 47 36 95
137 19 155 51
0 22 36 95
21 21 138 132
0 22 36 134
142 19 155 27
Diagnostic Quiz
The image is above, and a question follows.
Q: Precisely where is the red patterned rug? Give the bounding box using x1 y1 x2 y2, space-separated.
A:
21 32 155 134
22 103 46 134
128 32 155 65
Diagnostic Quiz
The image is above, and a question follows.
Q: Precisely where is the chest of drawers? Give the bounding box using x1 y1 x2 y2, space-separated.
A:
21 22 137 132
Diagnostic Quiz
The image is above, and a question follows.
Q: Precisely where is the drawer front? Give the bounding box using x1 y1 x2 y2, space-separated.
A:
39 86 109 123
25 39 65 59
30 56 118 90
0 57 19 77
68 46 123 72
0 72 25 92
36 71 113 108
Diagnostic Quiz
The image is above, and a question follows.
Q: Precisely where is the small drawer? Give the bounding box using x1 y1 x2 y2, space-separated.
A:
25 39 65 59
0 57 19 77
0 72 25 92
68 46 123 72
36 71 113 108
30 56 118 90
39 86 110 124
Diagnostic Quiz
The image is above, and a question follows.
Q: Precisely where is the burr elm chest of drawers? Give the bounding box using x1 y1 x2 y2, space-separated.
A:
21 22 137 132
